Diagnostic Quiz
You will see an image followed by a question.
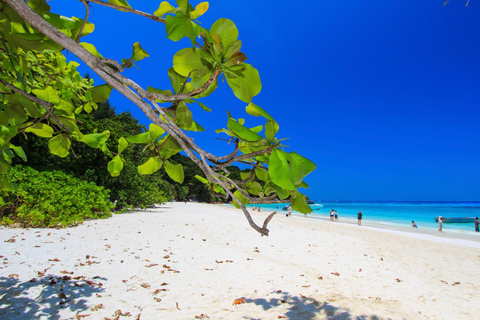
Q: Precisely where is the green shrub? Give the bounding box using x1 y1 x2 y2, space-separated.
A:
1 166 113 227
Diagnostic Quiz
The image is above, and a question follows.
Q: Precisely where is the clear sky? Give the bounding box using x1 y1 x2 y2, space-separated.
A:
50 1 480 201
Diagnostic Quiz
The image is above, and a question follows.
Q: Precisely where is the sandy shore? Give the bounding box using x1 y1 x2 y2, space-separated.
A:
1 202 479 319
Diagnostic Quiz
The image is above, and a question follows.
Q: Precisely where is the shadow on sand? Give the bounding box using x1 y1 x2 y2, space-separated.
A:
243 291 382 320
0 274 106 320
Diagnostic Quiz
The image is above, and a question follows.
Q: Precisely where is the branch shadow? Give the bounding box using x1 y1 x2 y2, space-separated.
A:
243 291 382 320
0 274 106 320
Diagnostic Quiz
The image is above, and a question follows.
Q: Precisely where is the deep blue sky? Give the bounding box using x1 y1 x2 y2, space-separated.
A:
50 1 480 201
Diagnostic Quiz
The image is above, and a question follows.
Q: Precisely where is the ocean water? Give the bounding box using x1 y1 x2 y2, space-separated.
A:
241 201 480 233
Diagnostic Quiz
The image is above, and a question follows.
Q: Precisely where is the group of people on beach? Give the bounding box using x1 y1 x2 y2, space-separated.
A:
329 210 339 221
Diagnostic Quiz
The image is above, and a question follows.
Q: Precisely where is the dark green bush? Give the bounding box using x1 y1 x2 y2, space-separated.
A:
0 166 113 227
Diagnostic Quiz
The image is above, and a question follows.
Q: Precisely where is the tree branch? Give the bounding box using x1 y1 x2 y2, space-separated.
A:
86 0 165 23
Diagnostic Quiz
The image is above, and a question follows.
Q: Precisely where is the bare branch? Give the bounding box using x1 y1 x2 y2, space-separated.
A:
86 0 165 23
77 0 90 43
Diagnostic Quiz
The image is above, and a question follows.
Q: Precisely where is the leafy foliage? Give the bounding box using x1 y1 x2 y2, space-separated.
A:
0 166 112 227
1 0 317 235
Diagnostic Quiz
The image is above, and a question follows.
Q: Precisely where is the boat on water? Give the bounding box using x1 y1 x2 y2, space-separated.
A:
434 217 476 223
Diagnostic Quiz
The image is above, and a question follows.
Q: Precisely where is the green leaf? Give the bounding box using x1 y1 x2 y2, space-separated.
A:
168 68 186 94
80 42 103 58
0 155 11 173
224 40 242 59
56 100 75 115
107 155 124 177
90 84 113 102
32 86 60 105
5 93 41 118
255 167 269 182
195 174 209 184
165 160 184 183
108 0 132 9
211 18 238 48
264 181 289 200
10 144 27 162
0 174 15 191
227 118 263 142
232 190 248 209
225 63 262 103
288 152 316 186
246 103 279 141
126 132 150 144
240 171 251 181
24 123 54 138
0 106 28 126
246 181 263 196
158 135 183 159
80 132 109 148
48 134 71 158
118 137 128 154
154 1 176 17
148 123 165 141
176 0 188 12
268 149 295 191
173 47 211 78
176 102 193 128
196 101 211 112
291 192 312 214
190 2 209 19
165 14 196 45
131 42 149 61
138 156 163 175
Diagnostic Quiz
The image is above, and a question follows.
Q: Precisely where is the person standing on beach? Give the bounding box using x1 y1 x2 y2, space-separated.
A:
288 206 292 217
334 210 338 221
475 217 479 232
438 215 443 232
357 211 362 226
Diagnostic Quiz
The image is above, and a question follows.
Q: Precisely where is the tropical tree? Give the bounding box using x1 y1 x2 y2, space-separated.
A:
0 0 315 236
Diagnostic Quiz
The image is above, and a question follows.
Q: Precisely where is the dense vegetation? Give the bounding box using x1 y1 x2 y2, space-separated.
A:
0 166 112 227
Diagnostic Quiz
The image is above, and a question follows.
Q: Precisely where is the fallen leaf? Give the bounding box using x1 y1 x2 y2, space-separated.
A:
233 298 246 305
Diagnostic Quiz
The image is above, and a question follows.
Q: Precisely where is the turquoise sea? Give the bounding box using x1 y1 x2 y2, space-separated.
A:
239 201 480 234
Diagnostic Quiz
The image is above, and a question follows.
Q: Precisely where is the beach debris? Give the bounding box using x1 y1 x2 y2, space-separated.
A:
302 285 311 288
195 314 210 319
8 274 19 278
161 282 168 286
152 289 161 295
145 263 158 268
215 260 224 263
226 260 233 263
276 290 282 293
90 304 104 311
74 314 91 319
49 258 60 262
154 297 162 302
380 257 384 261
440 280 448 284
395 278 403 282
60 270 74 274
141 283 151 289
15 251 20 255
176 302 181 310
452 281 461 286
359 269 362 272
163 264 171 269
4 238 16 243
254 247 260 253
318 276 323 280
331 272 340 276
247 258 254 261
233 298 246 305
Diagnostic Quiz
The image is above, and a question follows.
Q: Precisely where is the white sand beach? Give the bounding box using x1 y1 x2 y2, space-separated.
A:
1 202 479 320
